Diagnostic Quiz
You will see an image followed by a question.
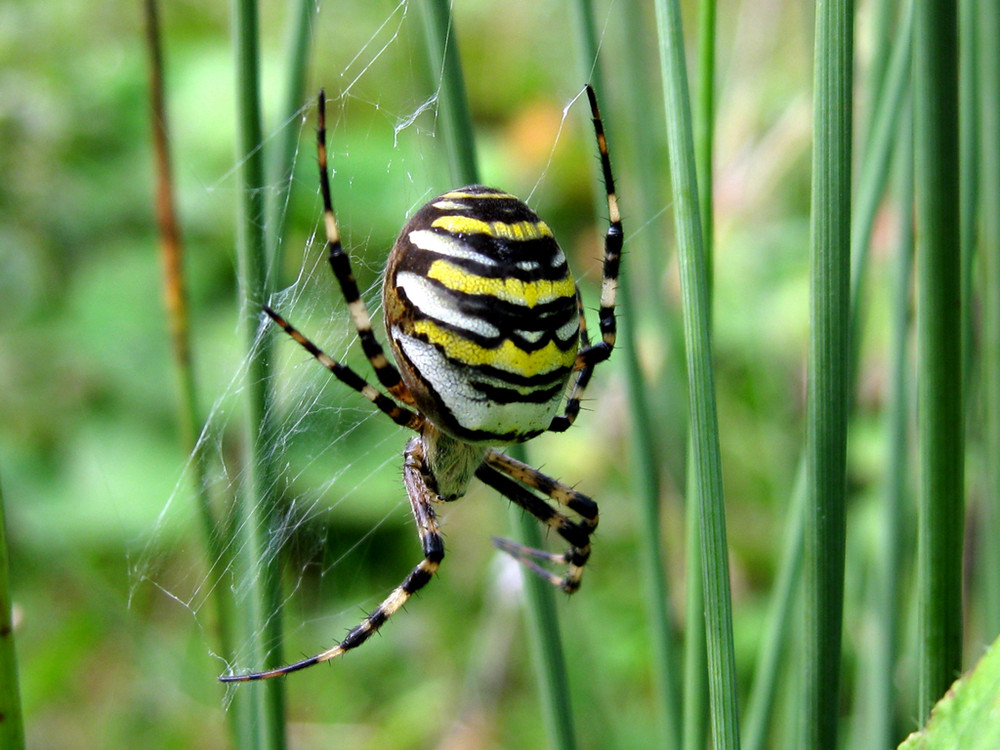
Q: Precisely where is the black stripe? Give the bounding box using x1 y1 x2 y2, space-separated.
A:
401 236 571 283
394 279 579 350
469 379 565 405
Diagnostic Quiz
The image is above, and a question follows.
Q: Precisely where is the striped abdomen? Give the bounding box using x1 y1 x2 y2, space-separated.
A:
383 186 579 444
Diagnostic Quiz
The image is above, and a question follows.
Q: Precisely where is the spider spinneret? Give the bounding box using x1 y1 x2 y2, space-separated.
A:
220 84 621 682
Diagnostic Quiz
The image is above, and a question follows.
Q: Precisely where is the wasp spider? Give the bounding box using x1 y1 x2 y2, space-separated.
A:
220 85 621 681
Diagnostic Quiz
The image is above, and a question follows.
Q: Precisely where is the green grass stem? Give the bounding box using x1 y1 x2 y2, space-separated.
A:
652 0 740 746
742 463 806 750
848 2 911 386
913 0 964 720
803 0 853 747
572 3 683 747
0 478 25 750
420 0 478 187
142 3 244 744
620 271 682 750
267 0 317 269
683 2 716 747
870 106 914 749
233 0 285 746
979 0 1000 639
681 447 708 750
959 0 978 400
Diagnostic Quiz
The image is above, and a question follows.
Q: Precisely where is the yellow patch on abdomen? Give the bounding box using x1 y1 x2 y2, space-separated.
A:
425 259 575 307
431 215 554 242
410 319 576 376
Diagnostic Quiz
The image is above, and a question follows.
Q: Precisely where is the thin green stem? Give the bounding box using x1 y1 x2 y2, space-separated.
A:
871 105 914 750
233 0 284 746
959 0 978 401
267 0 317 270
684 1 716 746
420 0 478 187
573 2 682 747
681 446 708 750
512 508 578 750
742 462 806 750
803 0 853 747
0 478 25 750
621 269 682 750
142 2 242 743
694 0 715 290
979 0 1000 641
653 0 740 745
848 2 912 387
913 0 964 720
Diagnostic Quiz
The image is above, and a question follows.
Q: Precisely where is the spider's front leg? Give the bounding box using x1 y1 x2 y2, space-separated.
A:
477 450 598 594
220 436 443 681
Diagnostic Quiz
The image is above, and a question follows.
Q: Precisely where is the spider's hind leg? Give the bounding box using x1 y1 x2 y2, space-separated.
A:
476 450 598 594
219 436 443 682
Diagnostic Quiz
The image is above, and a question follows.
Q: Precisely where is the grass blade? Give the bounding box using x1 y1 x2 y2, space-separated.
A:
573 2 683 746
803 0 853 746
913 0 964 720
870 105 914 749
141 1 243 743
233 0 285 746
979 0 1000 641
652 0 740 745
420 0 478 186
267 0 317 268
684 0 717 746
742 463 806 750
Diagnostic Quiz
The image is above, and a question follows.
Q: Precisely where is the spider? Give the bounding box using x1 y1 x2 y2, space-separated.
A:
220 84 621 681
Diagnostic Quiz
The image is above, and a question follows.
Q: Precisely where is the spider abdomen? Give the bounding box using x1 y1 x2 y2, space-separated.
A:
384 186 580 444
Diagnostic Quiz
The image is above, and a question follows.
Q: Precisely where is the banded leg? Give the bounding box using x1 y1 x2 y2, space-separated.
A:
264 306 424 432
315 90 413 405
572 83 622 373
476 453 598 594
219 437 444 681
549 288 595 432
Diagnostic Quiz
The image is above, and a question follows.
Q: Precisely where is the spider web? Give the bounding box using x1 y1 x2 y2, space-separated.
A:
129 0 630 706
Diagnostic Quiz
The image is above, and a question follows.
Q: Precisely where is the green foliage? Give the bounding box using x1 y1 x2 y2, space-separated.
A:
0 0 992 747
898 637 1000 750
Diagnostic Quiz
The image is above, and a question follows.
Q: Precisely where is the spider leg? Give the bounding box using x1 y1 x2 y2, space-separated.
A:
569 84 622 375
264 306 424 432
475 452 597 594
315 90 413 405
548 287 595 432
219 437 443 681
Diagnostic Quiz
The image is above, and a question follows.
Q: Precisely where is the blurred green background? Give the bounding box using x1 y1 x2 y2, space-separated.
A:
0 0 968 748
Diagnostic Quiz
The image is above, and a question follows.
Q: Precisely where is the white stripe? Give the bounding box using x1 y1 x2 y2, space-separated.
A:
396 271 500 339
514 329 544 344
392 332 565 441
408 229 498 267
431 200 470 211
556 316 580 342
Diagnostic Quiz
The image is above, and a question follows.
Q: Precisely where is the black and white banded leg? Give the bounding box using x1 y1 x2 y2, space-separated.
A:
477 450 598 594
220 437 444 681
315 90 414 405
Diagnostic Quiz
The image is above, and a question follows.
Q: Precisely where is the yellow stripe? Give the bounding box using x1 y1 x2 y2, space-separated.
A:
432 215 554 242
411 319 576 375
426 259 574 307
